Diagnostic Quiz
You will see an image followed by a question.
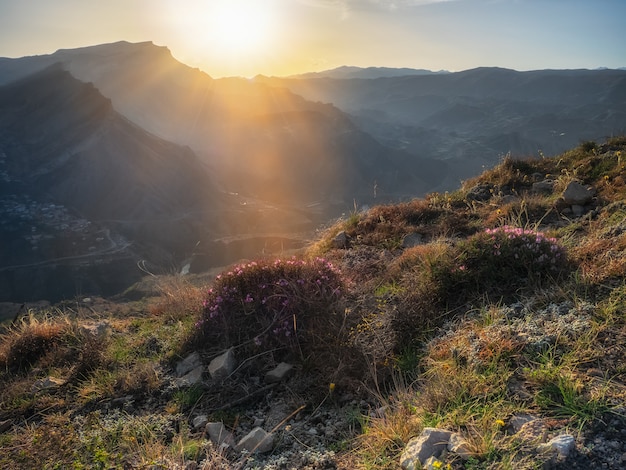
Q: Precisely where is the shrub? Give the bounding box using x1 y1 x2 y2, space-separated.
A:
390 227 570 349
194 257 344 358
444 226 570 303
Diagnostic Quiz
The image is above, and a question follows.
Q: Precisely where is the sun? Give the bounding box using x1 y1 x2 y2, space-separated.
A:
166 0 282 76
210 0 271 53
206 0 275 56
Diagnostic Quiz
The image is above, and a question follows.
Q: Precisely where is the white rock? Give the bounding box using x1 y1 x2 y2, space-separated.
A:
208 348 237 380
447 433 473 459
265 362 293 383
206 422 235 447
537 434 576 457
175 365 204 387
236 427 274 453
192 414 208 431
400 427 452 469
176 351 202 377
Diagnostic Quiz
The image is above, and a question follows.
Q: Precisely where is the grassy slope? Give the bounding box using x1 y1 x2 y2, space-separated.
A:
1 137 625 469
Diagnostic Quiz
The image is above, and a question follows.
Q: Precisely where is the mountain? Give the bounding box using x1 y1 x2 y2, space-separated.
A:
0 41 446 209
261 67 626 181
0 65 229 302
285 65 450 80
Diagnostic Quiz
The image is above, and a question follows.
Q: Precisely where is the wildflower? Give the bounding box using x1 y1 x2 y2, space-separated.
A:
495 419 505 427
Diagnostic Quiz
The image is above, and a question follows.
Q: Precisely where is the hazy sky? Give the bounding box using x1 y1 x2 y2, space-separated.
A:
0 0 624 77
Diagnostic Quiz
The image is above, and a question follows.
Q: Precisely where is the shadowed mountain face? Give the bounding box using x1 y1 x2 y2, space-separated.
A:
0 66 230 301
0 66 223 243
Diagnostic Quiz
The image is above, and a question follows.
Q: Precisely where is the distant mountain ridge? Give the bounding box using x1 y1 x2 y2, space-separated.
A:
262 66 626 181
285 65 450 80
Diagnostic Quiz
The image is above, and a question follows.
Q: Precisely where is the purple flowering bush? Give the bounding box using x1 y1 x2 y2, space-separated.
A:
393 226 571 347
194 257 344 357
444 226 570 301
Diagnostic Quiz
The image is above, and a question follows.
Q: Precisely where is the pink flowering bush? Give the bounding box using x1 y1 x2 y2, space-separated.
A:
443 226 570 302
194 257 344 357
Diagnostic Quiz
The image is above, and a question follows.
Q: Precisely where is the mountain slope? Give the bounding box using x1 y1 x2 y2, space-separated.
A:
0 41 446 208
0 65 227 301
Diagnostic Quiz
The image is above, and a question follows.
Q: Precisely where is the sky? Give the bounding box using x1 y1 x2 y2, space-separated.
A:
0 0 624 78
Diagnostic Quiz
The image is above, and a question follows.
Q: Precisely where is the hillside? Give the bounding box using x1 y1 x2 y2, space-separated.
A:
1 137 625 469
0 65 229 302
262 67 626 187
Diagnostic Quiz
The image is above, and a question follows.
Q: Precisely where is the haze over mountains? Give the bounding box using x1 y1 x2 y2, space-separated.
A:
1 41 625 302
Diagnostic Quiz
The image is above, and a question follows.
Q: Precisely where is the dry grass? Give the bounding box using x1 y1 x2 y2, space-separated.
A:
0 312 73 372
148 274 206 322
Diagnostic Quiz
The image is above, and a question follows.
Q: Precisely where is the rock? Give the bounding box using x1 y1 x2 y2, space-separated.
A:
571 204 586 217
176 351 202 377
516 419 548 444
402 232 423 248
332 231 350 249
265 362 293 383
466 183 494 202
192 414 209 432
0 419 12 433
537 434 576 457
208 348 237 380
206 422 235 447
448 433 473 459
400 427 453 469
236 427 274 453
79 321 111 339
562 181 595 205
253 417 265 428
31 376 65 392
507 413 538 433
175 365 204 387
532 179 555 194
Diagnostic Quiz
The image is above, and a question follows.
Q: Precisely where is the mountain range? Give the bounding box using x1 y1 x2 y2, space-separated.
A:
1 40 625 302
